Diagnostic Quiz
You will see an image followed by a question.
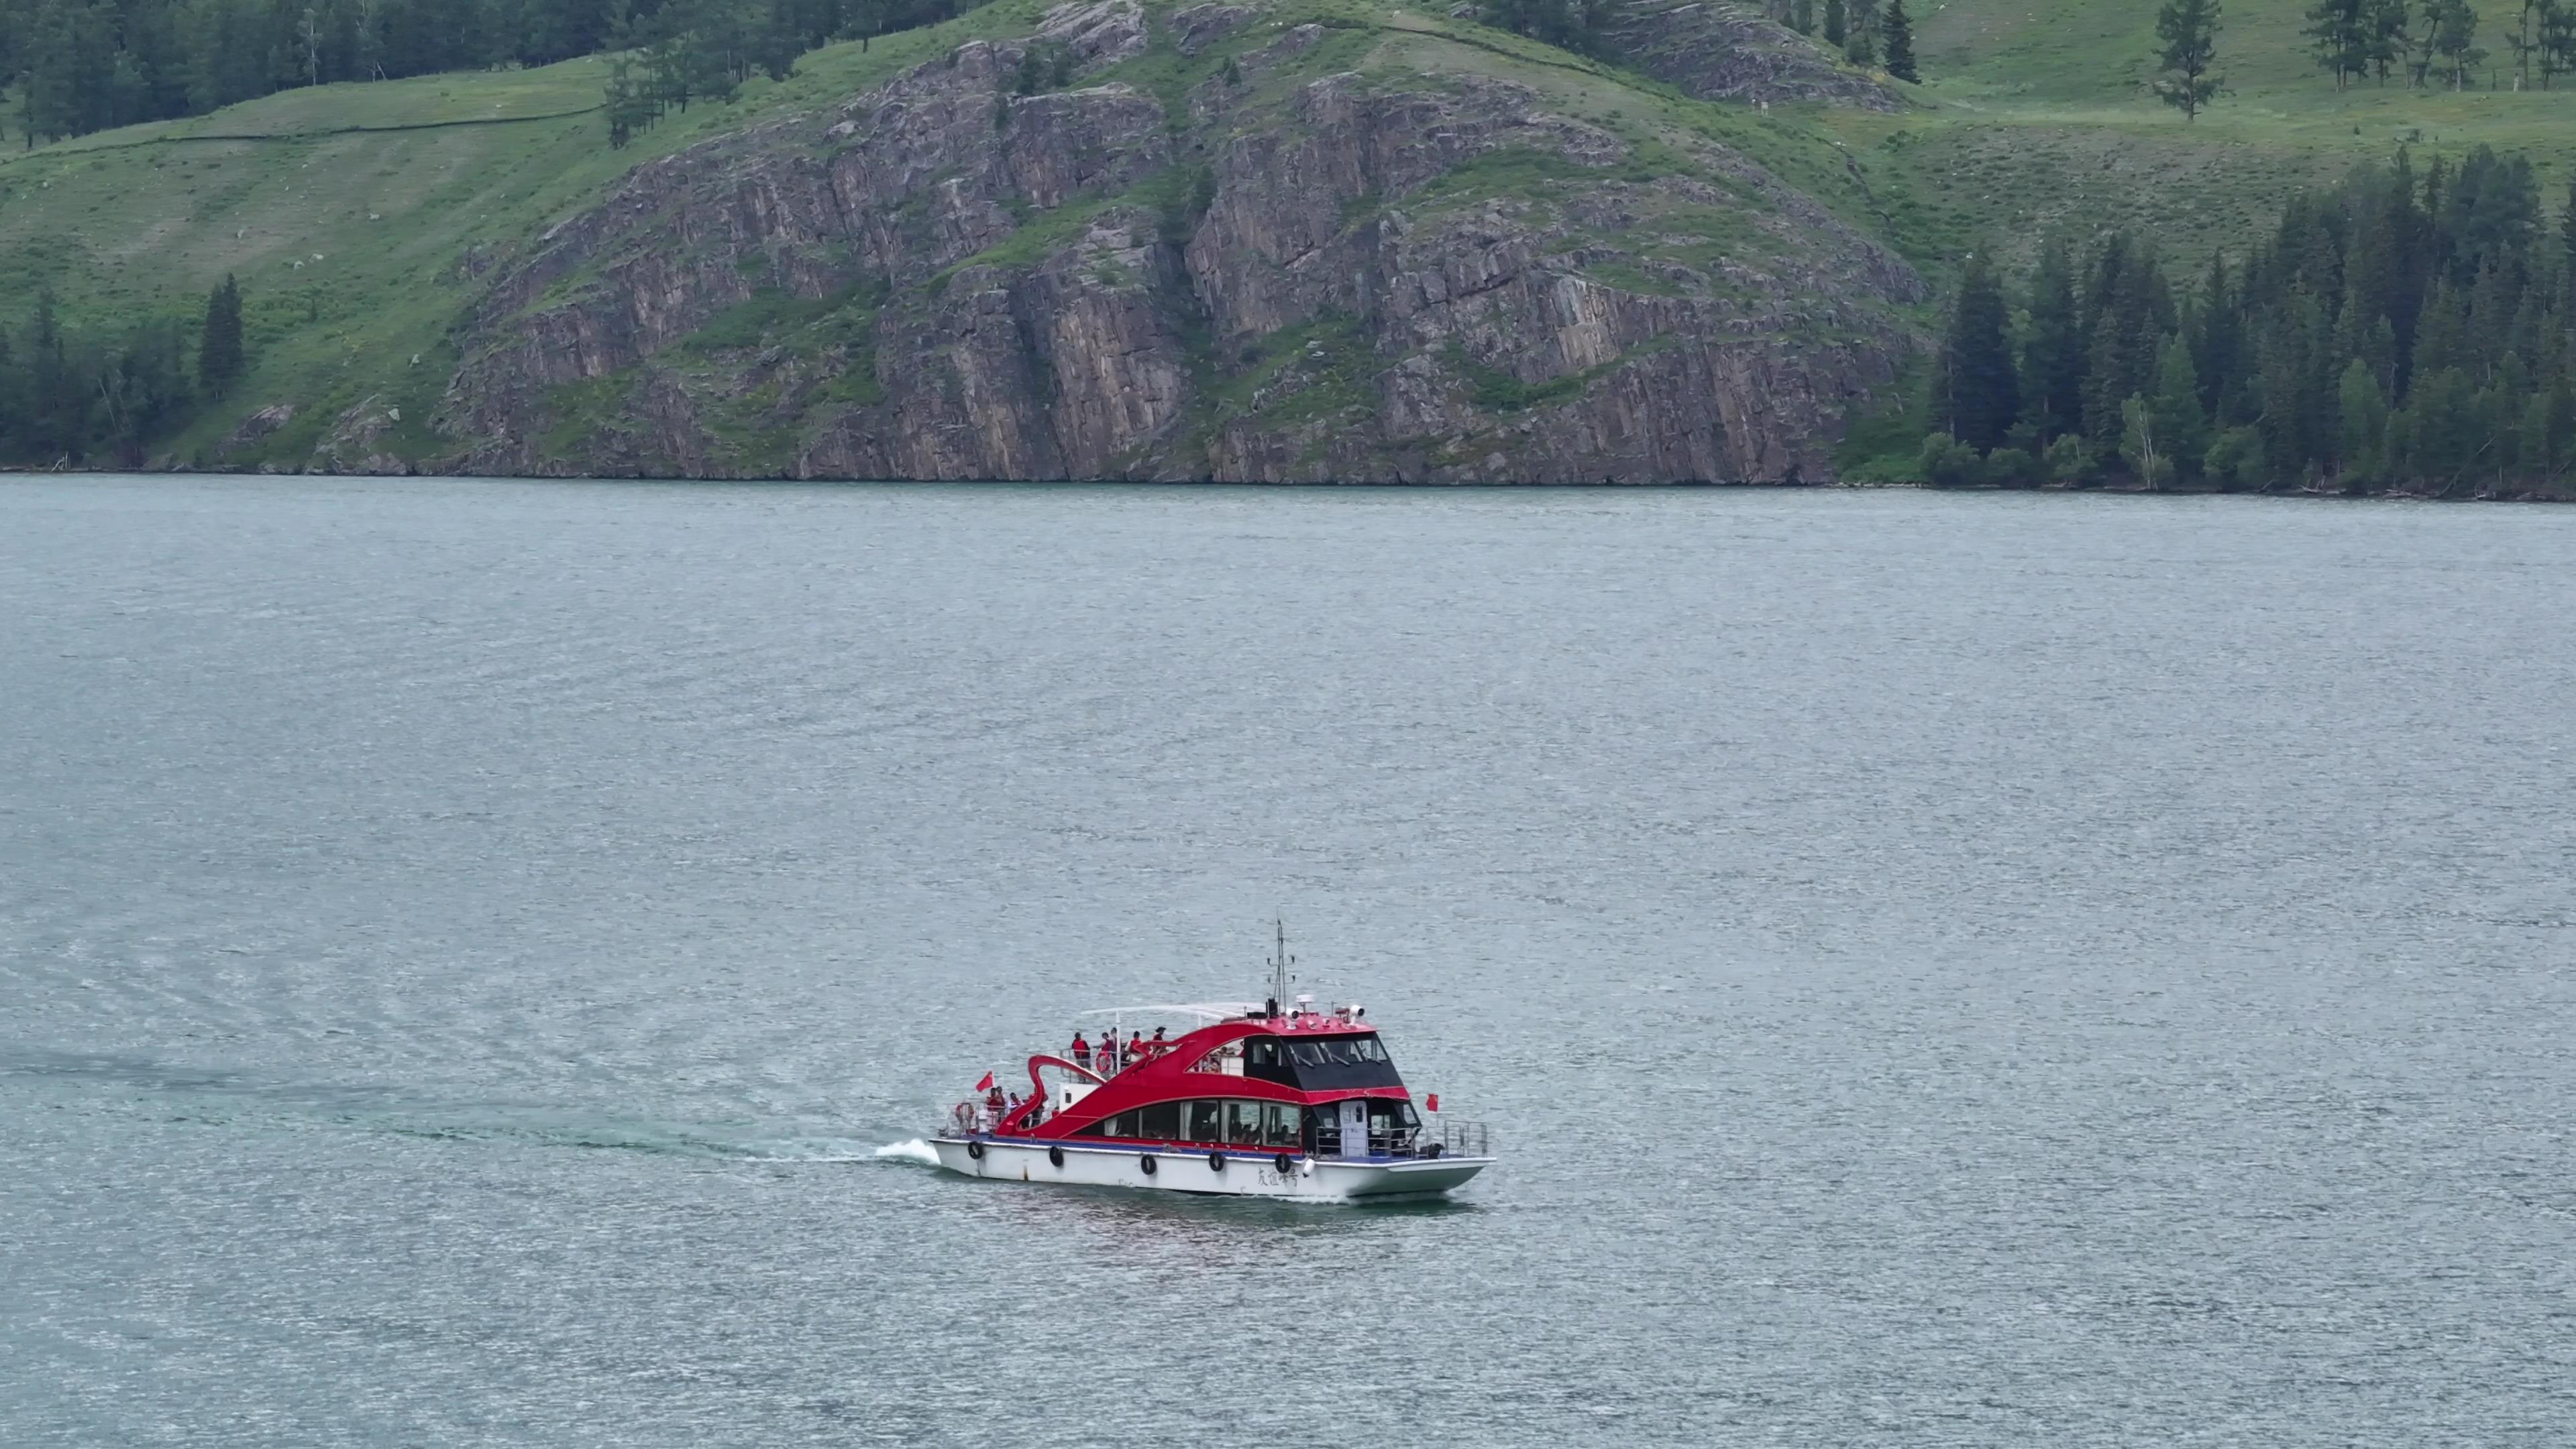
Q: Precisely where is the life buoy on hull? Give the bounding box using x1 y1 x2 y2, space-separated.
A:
1208 1151 1226 1172
1140 1154 1158 1176
966 1140 985 1161
1048 1145 1065 1169
1273 1152 1294 1173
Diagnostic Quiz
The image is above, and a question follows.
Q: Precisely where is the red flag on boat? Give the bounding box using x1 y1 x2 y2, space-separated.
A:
974 1071 995 1091
1425 1093 1440 1113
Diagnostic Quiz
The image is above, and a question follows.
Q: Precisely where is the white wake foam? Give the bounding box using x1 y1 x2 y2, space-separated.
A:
872 1138 942 1167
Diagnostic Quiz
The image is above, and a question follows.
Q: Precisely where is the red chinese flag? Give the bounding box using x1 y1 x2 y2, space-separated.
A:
974 1071 995 1091
1425 1093 1439 1113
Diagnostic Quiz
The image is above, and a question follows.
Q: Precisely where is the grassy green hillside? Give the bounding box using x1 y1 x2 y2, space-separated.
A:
1849 0 2576 266
5 0 2574 465
0 2 1069 460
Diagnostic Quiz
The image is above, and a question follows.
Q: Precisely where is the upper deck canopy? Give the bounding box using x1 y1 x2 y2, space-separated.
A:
1079 1002 1264 1022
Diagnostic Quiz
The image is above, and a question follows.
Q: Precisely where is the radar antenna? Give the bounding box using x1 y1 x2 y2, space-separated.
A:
1267 917 1295 1020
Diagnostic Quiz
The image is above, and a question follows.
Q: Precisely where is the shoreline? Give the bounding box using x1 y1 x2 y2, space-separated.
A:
5 466 2570 502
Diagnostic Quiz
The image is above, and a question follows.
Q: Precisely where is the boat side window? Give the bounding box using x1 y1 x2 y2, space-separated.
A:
1348 1036 1387 1063
1187 1099 1224 1142
1288 1041 1324 1068
1242 1036 1296 1087
1366 1099 1418 1130
1226 1100 1265 1145
1262 1102 1301 1148
1301 1105 1334 1150
1138 1101 1180 1139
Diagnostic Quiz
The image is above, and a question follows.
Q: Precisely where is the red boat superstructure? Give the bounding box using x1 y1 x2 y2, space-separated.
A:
930 993 1493 1200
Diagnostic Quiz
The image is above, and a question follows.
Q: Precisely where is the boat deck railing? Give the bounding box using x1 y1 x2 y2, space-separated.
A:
1310 1118 1491 1160
1424 1117 1491 1159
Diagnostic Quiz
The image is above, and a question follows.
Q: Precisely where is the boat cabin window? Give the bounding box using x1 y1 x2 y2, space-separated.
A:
1288 1036 1386 1067
1187 1099 1224 1142
1266 1033 1403 1090
1081 1098 1313 1144
1226 1100 1265 1145
1369 1098 1421 1130
1262 1102 1300 1148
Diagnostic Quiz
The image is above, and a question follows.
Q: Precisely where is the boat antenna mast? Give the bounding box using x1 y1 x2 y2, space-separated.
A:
1267 917 1295 1020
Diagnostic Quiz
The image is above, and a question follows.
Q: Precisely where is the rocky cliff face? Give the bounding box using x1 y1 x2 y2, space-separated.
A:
1599 1 1905 113
431 0 1925 483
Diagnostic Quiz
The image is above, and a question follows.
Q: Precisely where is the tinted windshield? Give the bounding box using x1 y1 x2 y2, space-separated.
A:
1271 1032 1401 1090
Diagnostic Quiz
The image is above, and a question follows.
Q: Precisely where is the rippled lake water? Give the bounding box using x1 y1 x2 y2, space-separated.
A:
4 476 2573 1446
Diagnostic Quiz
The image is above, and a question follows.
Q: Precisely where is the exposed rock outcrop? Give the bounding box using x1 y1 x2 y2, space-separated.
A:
223 403 297 452
1599 1 1907 112
432 0 1925 483
311 396 413 475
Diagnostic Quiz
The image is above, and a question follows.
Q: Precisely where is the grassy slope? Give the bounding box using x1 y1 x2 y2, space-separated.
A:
1854 0 2576 273
0 1 1068 461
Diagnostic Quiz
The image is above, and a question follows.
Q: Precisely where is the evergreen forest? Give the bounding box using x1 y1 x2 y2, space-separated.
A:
1907 147 2576 495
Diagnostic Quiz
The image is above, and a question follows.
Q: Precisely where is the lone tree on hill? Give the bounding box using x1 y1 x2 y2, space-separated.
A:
2154 0 2223 117
199 276 245 398
1882 0 1918 80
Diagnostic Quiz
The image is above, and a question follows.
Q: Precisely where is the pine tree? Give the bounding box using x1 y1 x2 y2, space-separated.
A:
2022 237 2086 439
2147 334 2209 480
2369 0 2412 80
199 274 245 397
2541 0 2576 85
1823 0 1845 48
1844 5 1875 65
2337 356 2390 484
2512 0 2544 87
2153 0 2223 119
1882 0 1917 80
1790 0 1815 34
2306 0 2369 88
1935 252 2019 450
2428 0 2485 88
2192 252 2247 420
2560 174 2576 319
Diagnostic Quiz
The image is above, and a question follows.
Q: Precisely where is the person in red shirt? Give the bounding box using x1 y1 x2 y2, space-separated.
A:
1070 1032 1090 1069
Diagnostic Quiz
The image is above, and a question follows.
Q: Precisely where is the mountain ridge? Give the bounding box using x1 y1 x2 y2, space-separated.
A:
426 0 1924 482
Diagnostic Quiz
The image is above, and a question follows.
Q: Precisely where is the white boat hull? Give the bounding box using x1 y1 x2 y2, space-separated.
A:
930 1136 1489 1200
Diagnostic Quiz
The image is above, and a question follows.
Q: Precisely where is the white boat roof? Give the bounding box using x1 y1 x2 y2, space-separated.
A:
1078 1001 1265 1021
